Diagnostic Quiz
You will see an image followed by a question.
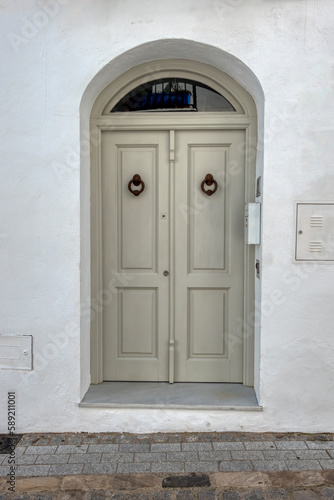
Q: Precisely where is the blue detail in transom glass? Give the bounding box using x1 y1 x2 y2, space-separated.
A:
111 78 235 112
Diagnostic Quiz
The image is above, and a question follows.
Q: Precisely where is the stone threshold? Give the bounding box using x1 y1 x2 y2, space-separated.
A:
79 382 262 410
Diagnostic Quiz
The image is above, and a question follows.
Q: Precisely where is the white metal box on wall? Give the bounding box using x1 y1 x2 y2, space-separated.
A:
296 204 334 261
0 335 32 370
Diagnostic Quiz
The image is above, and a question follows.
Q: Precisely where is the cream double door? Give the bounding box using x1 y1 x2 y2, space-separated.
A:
102 129 245 383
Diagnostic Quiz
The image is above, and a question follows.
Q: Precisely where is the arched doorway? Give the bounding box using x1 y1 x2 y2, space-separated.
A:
89 59 258 390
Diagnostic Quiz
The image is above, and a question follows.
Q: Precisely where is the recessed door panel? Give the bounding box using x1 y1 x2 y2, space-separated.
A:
188 289 227 358
119 148 157 271
118 288 157 357
189 146 227 271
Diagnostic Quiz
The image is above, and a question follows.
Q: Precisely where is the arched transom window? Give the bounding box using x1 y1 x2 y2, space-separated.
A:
110 78 236 112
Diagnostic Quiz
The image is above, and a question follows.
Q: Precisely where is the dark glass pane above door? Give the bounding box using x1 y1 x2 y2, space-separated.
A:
110 78 236 112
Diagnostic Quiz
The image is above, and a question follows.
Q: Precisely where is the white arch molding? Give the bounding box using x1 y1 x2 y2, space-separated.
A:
80 41 263 401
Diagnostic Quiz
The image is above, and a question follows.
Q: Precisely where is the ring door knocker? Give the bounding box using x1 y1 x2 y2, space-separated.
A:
128 174 145 196
201 173 218 196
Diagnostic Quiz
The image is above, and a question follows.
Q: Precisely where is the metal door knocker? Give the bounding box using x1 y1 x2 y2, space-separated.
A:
201 173 218 196
128 174 145 196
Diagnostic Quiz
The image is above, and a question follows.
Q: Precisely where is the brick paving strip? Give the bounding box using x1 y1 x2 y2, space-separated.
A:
0 433 333 498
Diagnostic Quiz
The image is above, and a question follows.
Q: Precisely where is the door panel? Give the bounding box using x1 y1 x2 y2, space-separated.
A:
189 146 226 271
174 130 245 382
102 131 170 381
119 148 157 271
118 288 157 357
188 288 227 357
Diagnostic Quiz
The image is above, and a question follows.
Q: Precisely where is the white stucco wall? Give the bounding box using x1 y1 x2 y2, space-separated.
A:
1 0 334 433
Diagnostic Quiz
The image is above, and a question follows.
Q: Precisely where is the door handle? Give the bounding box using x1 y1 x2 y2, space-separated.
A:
128 174 145 196
201 173 218 196
163 271 169 277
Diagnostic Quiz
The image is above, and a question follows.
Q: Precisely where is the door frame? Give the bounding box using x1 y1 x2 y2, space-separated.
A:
90 59 258 387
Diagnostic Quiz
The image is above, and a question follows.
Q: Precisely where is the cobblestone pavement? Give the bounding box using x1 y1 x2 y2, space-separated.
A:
1 432 334 478
0 433 333 498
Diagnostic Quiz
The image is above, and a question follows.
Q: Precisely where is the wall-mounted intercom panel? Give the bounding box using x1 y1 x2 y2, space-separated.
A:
245 203 261 244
